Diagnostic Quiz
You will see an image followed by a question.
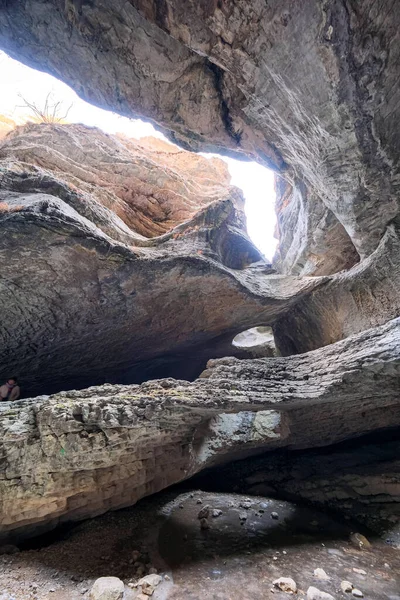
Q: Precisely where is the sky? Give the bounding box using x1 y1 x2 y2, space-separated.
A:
0 51 277 260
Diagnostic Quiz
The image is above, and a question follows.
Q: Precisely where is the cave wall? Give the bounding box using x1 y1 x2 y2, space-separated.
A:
1 0 399 275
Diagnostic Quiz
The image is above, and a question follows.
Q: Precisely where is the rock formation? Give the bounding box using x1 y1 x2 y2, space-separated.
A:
1 123 240 238
1 317 399 541
0 122 329 396
0 1 399 544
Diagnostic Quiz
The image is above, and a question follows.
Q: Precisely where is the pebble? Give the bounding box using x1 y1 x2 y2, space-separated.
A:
239 512 248 521
212 509 222 518
352 590 363 598
196 499 202 504
200 518 210 530
341 581 353 593
307 586 335 600
314 568 330 580
352 568 366 575
273 577 297 593
271 512 279 520
240 501 252 509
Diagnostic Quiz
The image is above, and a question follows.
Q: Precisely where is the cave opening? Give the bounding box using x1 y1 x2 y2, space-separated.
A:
0 50 277 259
0 50 278 397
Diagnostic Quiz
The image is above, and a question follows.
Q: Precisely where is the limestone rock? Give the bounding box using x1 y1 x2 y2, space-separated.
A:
0 123 238 239
0 318 399 541
89 577 124 600
273 577 297 593
1 1 399 271
314 569 329 581
307 587 335 600
340 582 353 593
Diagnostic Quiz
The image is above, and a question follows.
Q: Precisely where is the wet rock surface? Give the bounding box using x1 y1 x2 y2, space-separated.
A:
0 491 399 600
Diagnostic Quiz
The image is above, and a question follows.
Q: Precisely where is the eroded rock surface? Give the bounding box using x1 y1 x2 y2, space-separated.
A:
1 123 239 238
1 1 400 273
0 318 399 541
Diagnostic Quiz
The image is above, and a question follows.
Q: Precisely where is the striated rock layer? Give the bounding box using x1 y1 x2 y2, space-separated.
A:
0 317 399 541
0 2 400 543
0 123 240 238
0 123 330 396
1 1 400 274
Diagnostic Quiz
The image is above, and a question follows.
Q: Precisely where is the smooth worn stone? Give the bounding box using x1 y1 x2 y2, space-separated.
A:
352 590 364 598
314 569 330 581
350 534 371 550
307 587 336 600
341 581 354 593
89 577 124 600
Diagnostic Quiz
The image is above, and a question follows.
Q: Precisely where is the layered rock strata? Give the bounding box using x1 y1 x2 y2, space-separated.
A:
0 123 240 238
0 123 329 396
1 1 399 274
0 317 399 541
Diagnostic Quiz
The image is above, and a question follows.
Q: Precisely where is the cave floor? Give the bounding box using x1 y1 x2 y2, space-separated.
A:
1 491 399 600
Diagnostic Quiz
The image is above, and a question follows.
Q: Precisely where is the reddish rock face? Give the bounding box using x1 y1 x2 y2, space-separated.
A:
0 122 242 238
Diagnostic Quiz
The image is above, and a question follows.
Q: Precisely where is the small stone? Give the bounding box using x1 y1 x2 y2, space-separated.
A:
136 595 148 600
49 589 55 593
340 581 353 593
148 567 158 574
314 568 330 580
138 574 162 597
200 517 210 530
89 577 124 600
352 590 363 598
179 504 184 509
212 509 222 518
350 533 371 550
352 568 366 575
240 501 252 509
164 575 171 581
196 498 202 504
273 577 297 593
307 586 335 600
271 512 279 520
198 505 210 519
239 512 248 521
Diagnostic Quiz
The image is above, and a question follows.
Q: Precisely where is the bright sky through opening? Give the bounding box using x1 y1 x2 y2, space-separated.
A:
0 51 277 260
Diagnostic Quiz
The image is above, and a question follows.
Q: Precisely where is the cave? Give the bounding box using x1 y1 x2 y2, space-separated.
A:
0 1 400 598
